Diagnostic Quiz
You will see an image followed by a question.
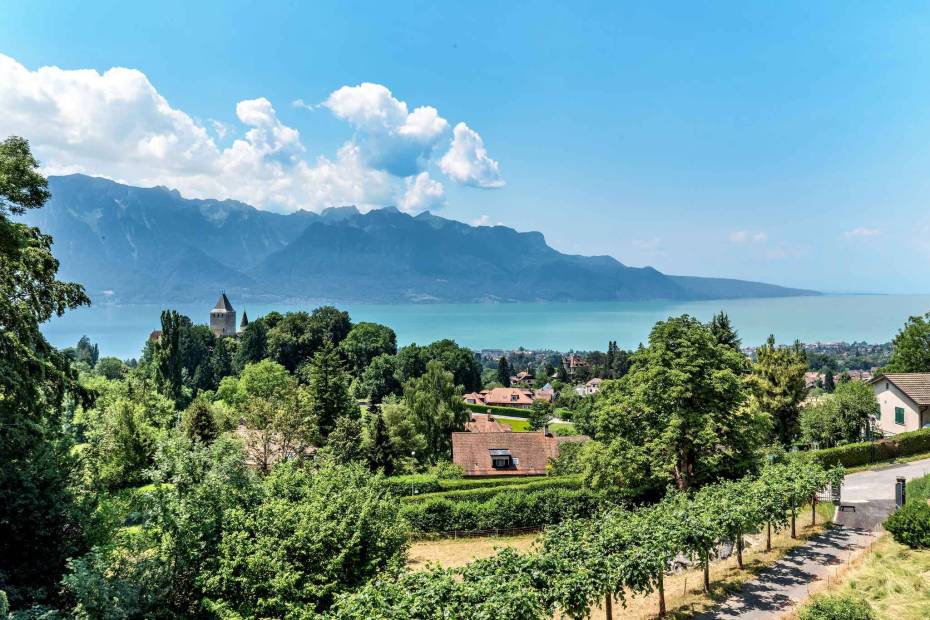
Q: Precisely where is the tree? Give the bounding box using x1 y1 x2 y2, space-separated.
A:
355 353 402 404
885 312 930 373
799 380 878 447
182 397 219 444
709 311 741 350
95 356 125 380
497 356 512 387
303 339 357 439
75 335 100 367
339 322 397 376
378 397 428 473
752 462 793 551
0 136 91 606
587 315 762 491
822 367 836 393
528 399 554 431
747 336 809 446
209 336 234 387
362 408 394 475
421 339 483 392
153 309 184 404
325 415 363 464
394 343 426 383
403 360 469 463
235 318 268 370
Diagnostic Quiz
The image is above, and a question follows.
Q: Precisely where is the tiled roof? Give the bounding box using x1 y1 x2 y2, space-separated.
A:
213 292 234 312
465 413 512 433
873 373 930 405
483 387 535 407
452 431 589 476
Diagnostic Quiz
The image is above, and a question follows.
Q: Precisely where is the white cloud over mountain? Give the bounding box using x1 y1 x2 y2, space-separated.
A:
0 54 503 213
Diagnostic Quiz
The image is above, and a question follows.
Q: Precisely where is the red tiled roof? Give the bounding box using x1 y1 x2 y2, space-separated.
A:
465 413 512 433
483 387 535 407
452 431 589 476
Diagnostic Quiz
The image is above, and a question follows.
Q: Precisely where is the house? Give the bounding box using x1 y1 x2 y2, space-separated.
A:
533 387 554 403
463 392 485 405
869 374 930 435
464 387 554 409
452 431 589 476
563 353 586 377
585 378 603 395
804 371 822 389
465 413 512 433
510 371 534 386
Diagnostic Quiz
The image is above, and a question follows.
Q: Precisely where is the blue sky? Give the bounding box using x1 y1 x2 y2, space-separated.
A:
3 1 930 293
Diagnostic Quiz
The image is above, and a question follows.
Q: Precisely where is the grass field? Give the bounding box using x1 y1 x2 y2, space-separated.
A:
793 535 930 619
494 417 576 433
408 501 835 619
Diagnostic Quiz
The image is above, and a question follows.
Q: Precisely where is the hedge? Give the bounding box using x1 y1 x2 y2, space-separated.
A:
400 487 602 532
403 476 583 504
465 402 532 419
387 473 568 497
807 428 930 468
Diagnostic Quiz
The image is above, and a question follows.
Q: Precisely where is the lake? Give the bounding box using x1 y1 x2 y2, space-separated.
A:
40 294 930 360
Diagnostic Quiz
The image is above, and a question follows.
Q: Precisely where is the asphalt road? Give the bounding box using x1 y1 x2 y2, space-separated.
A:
697 457 930 619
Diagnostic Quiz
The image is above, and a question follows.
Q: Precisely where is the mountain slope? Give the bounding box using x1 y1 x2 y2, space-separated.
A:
23 174 818 303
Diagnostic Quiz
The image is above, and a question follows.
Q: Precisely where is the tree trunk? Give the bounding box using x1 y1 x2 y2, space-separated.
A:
605 592 613 620
658 571 666 617
766 521 771 552
736 533 744 569
703 550 710 593
811 495 817 526
791 508 797 539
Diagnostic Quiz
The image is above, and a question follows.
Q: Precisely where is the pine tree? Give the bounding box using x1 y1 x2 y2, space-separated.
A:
709 312 742 350
182 397 219 444
822 368 836 393
364 409 394 475
305 339 357 439
154 309 184 404
497 356 511 387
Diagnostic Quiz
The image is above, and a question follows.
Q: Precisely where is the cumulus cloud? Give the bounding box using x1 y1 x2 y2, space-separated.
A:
0 54 504 214
728 230 767 244
440 122 505 188
399 172 445 213
844 227 880 239
471 214 503 227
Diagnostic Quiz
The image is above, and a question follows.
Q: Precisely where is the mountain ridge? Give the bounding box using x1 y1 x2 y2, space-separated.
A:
22 174 819 304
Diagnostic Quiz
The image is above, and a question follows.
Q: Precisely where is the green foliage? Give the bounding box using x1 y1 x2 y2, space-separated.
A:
497 356 511 387
266 307 352 372
884 501 930 548
403 360 469 463
181 397 219 444
807 428 930 468
152 310 185 404
303 339 356 439
798 593 876 620
324 415 364 464
234 318 268 371
800 381 878 448
339 322 397 376
205 460 407 616
400 487 602 532
587 315 761 491
419 339 483 392
355 353 401 404
403 476 583 504
547 441 586 476
747 335 809 446
709 311 741 350
885 312 930 373
527 399 554 431
464 401 532 418
94 356 125 380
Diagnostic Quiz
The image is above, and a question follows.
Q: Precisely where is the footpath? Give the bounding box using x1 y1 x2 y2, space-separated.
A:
697 457 930 619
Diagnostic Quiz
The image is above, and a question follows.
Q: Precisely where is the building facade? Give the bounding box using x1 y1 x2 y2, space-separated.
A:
870 373 930 436
210 293 237 338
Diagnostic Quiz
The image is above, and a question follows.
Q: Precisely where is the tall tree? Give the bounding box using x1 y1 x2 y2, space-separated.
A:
403 360 469 462
709 311 742 350
421 339 483 392
822 367 836 393
339 322 397 376
153 309 184 404
304 339 357 439
497 356 512 387
527 399 554 431
747 336 809 446
182 397 219 444
235 318 268 370
0 136 91 606
355 353 401 404
885 312 930 373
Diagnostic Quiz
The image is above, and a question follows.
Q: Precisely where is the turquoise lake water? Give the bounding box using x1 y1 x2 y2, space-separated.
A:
41 294 930 360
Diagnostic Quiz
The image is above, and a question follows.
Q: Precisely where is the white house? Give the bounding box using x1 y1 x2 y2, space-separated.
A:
869 373 930 436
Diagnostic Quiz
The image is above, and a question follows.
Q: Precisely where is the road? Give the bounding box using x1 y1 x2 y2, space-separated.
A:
697 457 930 619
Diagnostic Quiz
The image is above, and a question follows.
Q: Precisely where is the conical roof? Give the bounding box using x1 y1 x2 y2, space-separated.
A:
240 310 249 328
214 292 234 312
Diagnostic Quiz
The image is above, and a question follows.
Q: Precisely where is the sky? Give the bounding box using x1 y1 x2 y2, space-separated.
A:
2 1 930 294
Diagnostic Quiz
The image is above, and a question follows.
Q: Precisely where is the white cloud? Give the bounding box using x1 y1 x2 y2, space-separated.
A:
728 230 767 244
399 172 445 213
844 227 880 239
0 54 504 214
471 214 503 227
323 83 451 177
439 122 505 188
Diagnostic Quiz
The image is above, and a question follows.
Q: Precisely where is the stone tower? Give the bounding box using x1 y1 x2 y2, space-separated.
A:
210 293 237 337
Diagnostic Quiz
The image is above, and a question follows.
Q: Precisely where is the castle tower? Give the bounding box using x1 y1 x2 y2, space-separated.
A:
210 293 237 338
239 310 249 334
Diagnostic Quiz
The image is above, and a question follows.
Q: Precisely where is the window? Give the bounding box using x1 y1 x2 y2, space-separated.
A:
895 406 905 426
489 448 513 469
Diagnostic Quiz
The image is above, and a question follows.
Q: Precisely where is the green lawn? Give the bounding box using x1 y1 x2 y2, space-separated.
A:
494 417 576 434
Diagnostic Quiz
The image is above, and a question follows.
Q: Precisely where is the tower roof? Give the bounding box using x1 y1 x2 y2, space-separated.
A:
214 293 234 312
240 310 249 328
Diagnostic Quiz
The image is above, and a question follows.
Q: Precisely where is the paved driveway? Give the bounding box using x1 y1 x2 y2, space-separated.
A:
697 457 930 619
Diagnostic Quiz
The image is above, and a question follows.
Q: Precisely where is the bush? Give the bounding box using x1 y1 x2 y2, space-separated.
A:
403 476 583 504
386 473 569 496
464 403 531 418
884 501 930 548
400 487 602 532
798 593 875 620
383 474 442 496
807 428 930 468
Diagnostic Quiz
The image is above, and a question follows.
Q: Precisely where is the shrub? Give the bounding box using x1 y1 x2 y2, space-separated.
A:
383 474 442 496
403 476 583 504
884 501 930 548
807 428 930 468
464 403 531 418
798 593 875 620
400 487 601 532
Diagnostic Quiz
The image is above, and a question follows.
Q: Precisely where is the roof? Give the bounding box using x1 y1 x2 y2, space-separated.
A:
213 293 234 312
240 310 249 328
586 378 603 386
871 373 930 405
452 431 589 476
482 387 535 407
465 413 512 433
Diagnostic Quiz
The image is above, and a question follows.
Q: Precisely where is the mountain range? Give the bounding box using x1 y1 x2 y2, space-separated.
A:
21 174 818 304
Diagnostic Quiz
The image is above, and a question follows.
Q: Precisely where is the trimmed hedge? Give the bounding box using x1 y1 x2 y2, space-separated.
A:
384 474 443 496
465 402 532 419
387 473 570 497
807 428 930 468
400 487 602 532
403 476 583 504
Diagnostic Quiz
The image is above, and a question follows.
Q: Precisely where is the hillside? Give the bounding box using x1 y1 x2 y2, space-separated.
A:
23 174 818 304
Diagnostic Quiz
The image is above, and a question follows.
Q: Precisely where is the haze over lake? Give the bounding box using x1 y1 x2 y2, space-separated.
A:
43 294 930 360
